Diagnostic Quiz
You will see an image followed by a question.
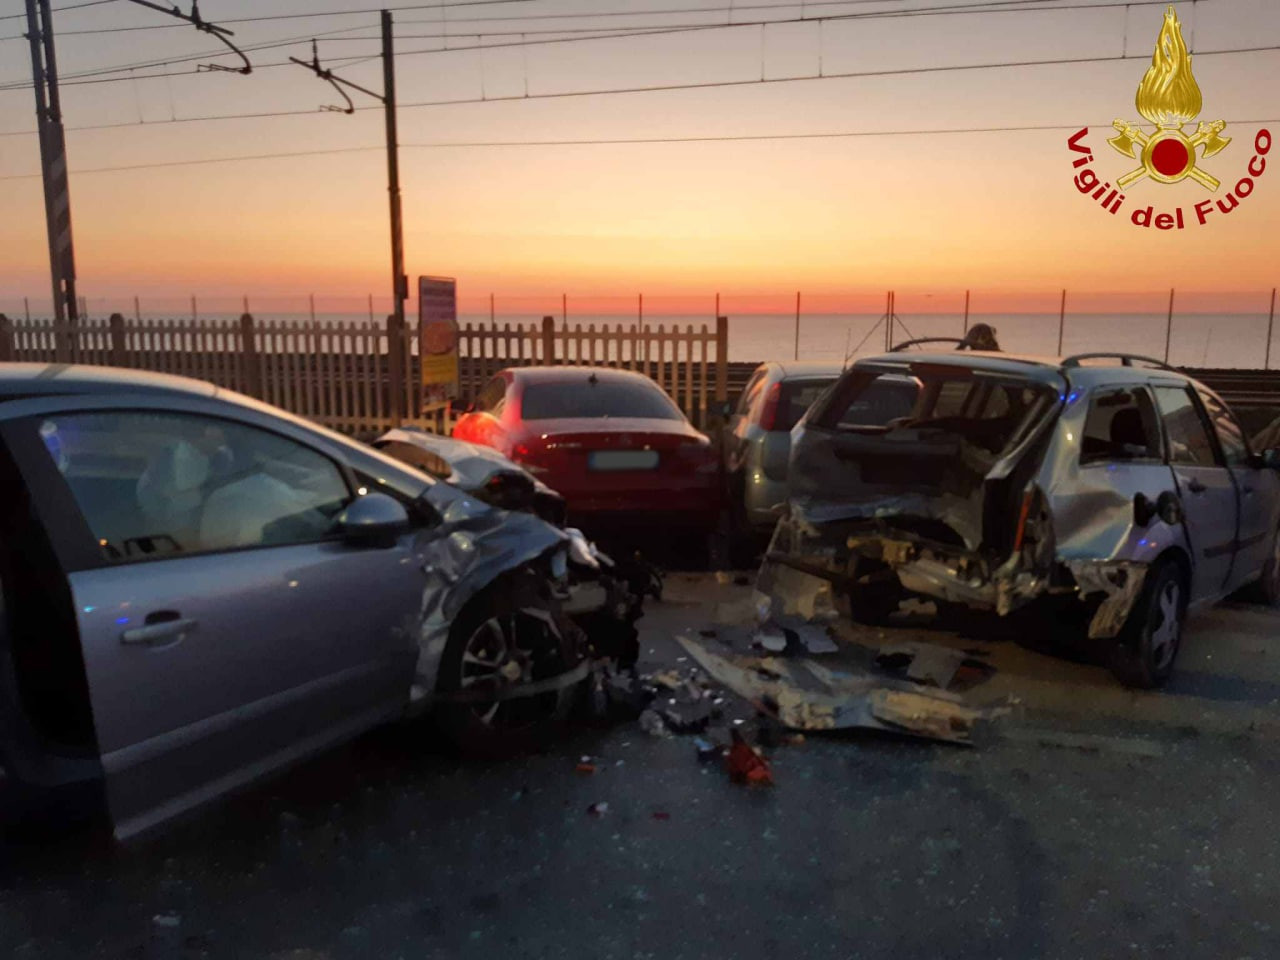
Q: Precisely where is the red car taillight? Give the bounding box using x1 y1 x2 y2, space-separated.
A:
511 442 549 475
759 382 783 431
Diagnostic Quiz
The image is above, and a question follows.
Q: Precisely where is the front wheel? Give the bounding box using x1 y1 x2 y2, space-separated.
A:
1110 560 1185 689
435 575 584 757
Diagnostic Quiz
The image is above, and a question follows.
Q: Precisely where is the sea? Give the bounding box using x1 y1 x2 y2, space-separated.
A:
8 305 1277 369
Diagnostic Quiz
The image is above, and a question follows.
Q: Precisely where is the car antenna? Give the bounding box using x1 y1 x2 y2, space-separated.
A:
843 326 854 371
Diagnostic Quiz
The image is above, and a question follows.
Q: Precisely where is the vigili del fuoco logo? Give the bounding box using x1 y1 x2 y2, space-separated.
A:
1066 5 1270 229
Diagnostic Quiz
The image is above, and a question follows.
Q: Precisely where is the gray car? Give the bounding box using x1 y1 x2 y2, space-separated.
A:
0 364 600 839
771 350 1280 688
726 361 917 532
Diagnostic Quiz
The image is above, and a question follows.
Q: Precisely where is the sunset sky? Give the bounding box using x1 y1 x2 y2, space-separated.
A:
1 0 1278 318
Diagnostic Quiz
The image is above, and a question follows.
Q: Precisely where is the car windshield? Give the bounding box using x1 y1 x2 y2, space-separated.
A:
521 379 683 420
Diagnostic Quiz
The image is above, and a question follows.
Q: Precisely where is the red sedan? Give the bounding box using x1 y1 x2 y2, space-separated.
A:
452 366 722 535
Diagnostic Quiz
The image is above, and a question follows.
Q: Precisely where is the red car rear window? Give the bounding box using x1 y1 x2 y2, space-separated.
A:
521 380 683 421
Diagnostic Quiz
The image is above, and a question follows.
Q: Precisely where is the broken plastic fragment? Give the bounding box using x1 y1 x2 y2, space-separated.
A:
726 729 774 786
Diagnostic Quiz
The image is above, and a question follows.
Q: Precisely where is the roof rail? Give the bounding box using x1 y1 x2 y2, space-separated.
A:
890 337 969 353
1060 352 1179 372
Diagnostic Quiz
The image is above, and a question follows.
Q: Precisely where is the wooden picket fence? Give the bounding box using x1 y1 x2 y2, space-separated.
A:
0 313 729 436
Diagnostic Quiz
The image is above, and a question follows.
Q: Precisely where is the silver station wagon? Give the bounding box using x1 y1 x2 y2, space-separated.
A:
770 348 1280 688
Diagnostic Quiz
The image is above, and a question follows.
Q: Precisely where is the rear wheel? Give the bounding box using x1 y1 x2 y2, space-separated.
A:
435 577 584 757
1110 560 1185 689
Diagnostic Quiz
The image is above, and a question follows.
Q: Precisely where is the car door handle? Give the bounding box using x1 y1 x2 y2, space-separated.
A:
1186 478 1207 494
121 617 198 646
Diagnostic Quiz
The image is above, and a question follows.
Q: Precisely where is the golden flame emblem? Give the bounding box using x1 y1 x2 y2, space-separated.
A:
1107 6 1230 190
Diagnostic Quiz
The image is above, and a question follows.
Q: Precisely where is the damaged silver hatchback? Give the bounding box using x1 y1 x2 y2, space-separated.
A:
773 348 1280 688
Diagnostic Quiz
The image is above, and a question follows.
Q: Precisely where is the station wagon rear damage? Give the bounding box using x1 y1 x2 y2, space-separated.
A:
767 358 1162 640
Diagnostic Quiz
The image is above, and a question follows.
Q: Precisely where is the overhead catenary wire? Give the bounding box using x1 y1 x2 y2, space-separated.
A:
0 0 533 26
0 0 117 21
4 116 1278 180
0 0 1221 98
1 27 1275 134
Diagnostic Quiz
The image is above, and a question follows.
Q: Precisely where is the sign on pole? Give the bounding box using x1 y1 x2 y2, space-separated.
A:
418 275 459 403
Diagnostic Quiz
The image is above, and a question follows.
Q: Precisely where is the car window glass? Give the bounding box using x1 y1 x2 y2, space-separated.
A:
37 412 351 562
933 381 972 418
780 379 835 431
1154 386 1219 467
476 377 506 413
521 379 683 421
1196 388 1249 466
835 376 920 427
1081 388 1163 465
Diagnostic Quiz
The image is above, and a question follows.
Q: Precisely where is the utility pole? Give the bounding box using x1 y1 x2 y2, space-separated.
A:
292 11 407 337
382 10 407 335
25 0 77 325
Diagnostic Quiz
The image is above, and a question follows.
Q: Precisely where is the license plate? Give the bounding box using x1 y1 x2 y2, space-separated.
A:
588 450 659 471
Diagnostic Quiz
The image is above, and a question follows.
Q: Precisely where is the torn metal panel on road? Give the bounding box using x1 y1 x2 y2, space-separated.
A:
677 634 991 745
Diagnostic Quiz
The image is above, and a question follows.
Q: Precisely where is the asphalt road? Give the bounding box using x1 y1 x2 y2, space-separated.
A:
2 574 1278 960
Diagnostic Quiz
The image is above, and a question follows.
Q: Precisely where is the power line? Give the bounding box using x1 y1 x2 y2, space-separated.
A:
397 120 1280 147
0 145 381 179
2 31 1275 134
394 43 1280 111
0 0 1191 89
4 116 1277 180
0 0 117 22
0 0 538 34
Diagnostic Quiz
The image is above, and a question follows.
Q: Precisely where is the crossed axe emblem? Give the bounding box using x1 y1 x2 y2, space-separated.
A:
1107 119 1232 190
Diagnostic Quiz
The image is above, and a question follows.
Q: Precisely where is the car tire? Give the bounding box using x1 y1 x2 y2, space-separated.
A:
1109 560 1186 689
1243 527 1280 607
434 576 584 758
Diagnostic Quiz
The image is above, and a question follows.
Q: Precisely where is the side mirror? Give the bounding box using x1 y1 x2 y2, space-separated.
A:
720 401 733 418
336 492 410 546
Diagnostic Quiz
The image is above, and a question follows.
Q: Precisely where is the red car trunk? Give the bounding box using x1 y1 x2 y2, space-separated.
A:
509 418 719 519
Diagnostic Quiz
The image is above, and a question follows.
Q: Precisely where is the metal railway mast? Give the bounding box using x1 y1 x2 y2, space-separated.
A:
25 0 77 324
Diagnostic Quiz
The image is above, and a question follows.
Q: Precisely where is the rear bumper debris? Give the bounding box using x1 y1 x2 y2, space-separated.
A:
677 633 998 746
1067 559 1149 640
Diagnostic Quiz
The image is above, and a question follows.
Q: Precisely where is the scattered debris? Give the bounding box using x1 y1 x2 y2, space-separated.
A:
663 702 712 734
726 728 774 786
575 762 597 775
792 623 838 655
755 561 836 622
877 641 968 688
638 709 670 738
678 633 994 746
651 811 671 821
586 802 609 818
648 670 684 691
753 624 789 653
694 738 721 763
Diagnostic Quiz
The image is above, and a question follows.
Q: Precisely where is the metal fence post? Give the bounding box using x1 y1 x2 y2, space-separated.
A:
0 314 12 362
108 312 126 366
1266 287 1277 371
239 312 262 398
541 315 555 366
715 315 729 408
